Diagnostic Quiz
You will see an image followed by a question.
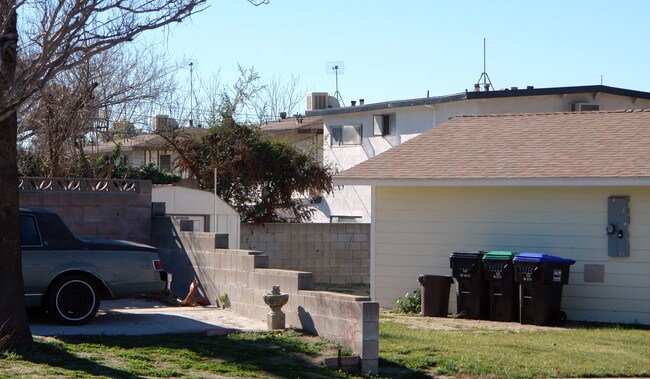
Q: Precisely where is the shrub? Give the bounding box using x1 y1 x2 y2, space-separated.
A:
393 290 421 315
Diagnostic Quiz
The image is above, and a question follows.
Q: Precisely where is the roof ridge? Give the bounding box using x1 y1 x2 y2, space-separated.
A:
455 109 650 118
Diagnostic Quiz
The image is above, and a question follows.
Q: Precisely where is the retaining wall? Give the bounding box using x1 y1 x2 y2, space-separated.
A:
19 177 152 244
152 219 379 375
240 223 370 285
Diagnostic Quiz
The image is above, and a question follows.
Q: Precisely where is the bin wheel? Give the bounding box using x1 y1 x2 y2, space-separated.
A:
557 311 567 326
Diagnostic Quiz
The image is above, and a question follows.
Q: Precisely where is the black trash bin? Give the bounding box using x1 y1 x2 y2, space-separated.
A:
483 251 519 322
513 253 575 326
449 251 490 319
418 275 453 317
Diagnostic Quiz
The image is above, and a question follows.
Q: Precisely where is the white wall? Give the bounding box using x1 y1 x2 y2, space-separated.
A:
373 186 650 325
152 185 241 249
323 93 650 222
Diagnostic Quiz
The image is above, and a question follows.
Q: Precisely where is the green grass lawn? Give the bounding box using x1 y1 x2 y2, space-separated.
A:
1 317 647 378
379 315 649 378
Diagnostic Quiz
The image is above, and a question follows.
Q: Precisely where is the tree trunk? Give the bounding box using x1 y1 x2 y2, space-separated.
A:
0 1 34 350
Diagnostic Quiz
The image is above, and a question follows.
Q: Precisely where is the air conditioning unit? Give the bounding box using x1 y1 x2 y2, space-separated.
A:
306 92 329 111
151 115 178 131
571 103 600 112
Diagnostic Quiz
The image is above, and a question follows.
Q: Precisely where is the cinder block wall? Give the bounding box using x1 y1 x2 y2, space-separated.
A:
240 223 370 285
162 228 379 375
19 180 152 244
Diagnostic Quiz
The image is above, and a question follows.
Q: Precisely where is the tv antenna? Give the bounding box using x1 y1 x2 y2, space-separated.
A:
327 61 345 106
188 60 202 127
475 38 494 92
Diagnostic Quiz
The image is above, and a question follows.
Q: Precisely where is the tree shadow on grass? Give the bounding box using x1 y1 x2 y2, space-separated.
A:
376 357 436 379
17 339 141 379
31 332 350 379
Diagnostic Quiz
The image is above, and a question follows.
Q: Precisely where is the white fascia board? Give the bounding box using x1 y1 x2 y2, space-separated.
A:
333 177 650 187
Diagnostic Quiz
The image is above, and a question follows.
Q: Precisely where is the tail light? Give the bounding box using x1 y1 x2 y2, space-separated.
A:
153 260 164 270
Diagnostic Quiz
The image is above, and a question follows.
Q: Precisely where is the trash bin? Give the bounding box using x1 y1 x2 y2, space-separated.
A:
418 274 453 317
449 251 490 319
483 251 519 322
513 253 575 326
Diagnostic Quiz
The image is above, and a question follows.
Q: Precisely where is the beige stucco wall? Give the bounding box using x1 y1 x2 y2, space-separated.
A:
373 186 650 325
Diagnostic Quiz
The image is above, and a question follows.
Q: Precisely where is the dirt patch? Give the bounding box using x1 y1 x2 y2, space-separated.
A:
381 310 569 332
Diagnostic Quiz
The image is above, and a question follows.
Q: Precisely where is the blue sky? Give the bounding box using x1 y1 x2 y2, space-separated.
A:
152 0 650 112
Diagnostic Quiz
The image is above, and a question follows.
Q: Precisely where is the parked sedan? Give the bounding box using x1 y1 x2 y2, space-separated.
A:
20 207 170 325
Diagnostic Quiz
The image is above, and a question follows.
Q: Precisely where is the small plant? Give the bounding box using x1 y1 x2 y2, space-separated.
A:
217 293 230 309
393 289 421 314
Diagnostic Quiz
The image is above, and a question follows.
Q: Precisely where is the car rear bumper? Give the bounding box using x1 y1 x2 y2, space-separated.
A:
160 271 172 291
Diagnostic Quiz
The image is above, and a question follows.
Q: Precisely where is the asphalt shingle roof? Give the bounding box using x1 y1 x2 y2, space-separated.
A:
335 109 650 182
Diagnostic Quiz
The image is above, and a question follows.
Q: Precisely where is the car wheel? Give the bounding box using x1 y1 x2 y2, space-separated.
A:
46 275 100 325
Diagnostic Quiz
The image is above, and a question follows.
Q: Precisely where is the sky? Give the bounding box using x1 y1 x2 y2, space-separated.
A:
149 0 650 114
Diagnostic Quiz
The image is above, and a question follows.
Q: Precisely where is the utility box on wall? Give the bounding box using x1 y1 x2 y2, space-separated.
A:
607 196 630 257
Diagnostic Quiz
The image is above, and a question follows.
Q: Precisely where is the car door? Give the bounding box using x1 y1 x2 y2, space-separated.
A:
21 214 50 307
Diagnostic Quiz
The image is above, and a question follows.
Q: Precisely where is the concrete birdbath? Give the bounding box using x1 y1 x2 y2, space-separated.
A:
262 285 289 330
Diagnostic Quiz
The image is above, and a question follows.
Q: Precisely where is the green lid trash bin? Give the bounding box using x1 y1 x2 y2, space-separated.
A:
483 251 518 322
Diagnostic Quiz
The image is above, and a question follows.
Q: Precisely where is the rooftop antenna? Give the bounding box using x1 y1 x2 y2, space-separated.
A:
327 61 345 106
189 61 194 127
475 38 494 92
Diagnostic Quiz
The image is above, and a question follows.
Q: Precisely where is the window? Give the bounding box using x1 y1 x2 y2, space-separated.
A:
373 113 396 136
20 215 42 247
160 154 171 172
330 124 361 146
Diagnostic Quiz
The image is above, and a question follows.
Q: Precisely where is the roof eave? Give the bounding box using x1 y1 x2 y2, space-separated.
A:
333 177 650 187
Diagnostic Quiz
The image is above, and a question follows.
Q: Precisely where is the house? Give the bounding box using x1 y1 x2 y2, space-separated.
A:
84 115 201 178
334 109 650 325
306 85 650 223
259 115 323 161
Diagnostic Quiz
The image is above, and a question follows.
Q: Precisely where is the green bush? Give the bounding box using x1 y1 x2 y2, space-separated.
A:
393 290 421 314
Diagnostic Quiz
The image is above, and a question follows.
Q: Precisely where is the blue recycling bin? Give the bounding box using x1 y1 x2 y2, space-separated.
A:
513 253 575 326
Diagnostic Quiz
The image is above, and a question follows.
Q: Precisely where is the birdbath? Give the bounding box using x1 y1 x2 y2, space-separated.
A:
263 285 289 330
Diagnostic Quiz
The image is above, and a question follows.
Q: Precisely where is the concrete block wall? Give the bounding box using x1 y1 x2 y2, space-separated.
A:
175 230 379 375
241 223 370 285
19 179 152 244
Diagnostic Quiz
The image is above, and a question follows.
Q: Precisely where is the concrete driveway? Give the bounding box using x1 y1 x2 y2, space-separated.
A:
30 299 266 336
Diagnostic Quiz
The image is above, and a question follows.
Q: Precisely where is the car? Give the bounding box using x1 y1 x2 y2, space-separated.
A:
20 207 170 325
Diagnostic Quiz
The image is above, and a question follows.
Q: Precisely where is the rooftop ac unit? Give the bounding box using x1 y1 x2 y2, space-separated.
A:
306 92 329 111
151 115 178 131
571 103 600 112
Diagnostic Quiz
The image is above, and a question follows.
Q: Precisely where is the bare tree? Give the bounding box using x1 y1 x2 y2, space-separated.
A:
0 0 207 350
253 73 304 123
19 44 181 177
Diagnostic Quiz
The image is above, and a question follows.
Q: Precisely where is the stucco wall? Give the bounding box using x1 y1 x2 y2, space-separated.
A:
19 178 152 244
322 92 650 222
240 223 370 285
373 186 650 325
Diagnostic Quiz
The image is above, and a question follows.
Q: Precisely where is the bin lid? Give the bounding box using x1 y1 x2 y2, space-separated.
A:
450 250 485 260
483 251 516 260
513 252 575 265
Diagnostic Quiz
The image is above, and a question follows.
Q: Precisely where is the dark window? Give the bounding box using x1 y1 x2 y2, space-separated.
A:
20 215 42 247
374 114 396 136
330 125 361 146
160 154 171 172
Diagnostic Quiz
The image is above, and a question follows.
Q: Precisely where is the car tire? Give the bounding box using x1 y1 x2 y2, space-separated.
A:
46 275 101 325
